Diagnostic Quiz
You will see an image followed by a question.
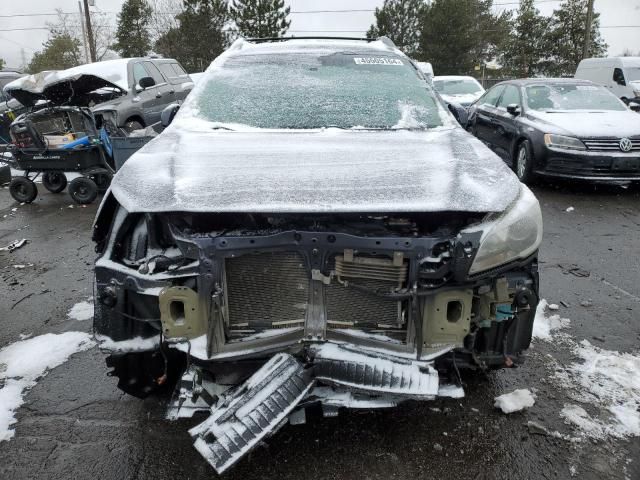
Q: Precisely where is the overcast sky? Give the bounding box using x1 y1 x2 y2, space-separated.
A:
1 0 639 70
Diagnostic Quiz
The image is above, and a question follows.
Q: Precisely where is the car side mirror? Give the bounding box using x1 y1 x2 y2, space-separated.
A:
138 76 156 90
507 104 521 116
161 103 180 127
447 102 469 128
629 101 640 113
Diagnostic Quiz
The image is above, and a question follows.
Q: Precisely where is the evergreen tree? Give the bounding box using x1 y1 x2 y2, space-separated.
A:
155 0 230 72
545 0 607 76
27 34 82 73
366 0 426 57
113 0 153 57
230 0 290 38
502 0 550 77
419 0 511 75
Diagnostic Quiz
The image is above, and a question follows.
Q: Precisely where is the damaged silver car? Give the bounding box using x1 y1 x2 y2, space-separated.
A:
92 37 543 474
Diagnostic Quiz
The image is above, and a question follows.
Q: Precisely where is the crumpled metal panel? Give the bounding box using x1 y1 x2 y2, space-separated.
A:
312 343 439 399
189 353 314 474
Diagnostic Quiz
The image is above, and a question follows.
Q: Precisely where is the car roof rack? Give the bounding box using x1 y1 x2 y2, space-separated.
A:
246 36 374 43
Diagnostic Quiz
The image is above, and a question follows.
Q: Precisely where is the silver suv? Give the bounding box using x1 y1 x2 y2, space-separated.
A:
4 57 194 131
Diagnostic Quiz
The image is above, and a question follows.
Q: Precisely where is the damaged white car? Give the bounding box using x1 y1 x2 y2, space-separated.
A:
92 37 543 474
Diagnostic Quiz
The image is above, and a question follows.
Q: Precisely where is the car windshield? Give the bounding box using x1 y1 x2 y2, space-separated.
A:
434 78 482 95
194 50 445 129
524 83 626 111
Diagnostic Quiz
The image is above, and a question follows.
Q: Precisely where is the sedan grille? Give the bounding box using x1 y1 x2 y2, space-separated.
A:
582 137 640 152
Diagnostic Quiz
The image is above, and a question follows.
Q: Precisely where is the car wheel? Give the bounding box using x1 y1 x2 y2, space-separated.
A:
514 140 537 184
9 177 38 203
68 177 98 204
123 120 144 133
42 172 68 193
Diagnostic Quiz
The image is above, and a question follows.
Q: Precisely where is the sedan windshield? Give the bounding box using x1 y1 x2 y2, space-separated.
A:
434 78 483 95
525 83 626 111
194 51 445 129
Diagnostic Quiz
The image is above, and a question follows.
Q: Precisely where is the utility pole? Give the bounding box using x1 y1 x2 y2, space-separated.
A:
83 0 97 62
583 0 594 59
78 1 89 63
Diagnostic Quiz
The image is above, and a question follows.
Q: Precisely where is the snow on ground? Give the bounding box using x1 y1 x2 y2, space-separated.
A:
494 389 536 414
557 340 640 440
532 299 570 340
67 299 94 321
0 332 95 441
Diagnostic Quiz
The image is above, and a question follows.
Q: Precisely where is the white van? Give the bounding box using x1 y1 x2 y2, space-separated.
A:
575 57 640 103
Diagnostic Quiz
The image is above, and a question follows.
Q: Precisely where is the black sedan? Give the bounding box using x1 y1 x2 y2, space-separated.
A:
467 78 640 183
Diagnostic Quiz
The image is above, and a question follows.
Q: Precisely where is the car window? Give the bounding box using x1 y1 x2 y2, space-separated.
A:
193 52 447 130
479 85 504 107
613 68 626 85
132 63 148 86
524 83 627 111
497 85 520 109
144 62 166 85
159 63 176 81
171 63 188 77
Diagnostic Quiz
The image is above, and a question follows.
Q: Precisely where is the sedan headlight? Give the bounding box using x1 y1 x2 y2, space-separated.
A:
464 187 543 275
544 134 586 151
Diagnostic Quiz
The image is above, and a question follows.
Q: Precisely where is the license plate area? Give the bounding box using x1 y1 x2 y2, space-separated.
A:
612 157 640 170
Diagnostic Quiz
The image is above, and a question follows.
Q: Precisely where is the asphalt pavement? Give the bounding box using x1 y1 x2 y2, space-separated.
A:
0 181 639 480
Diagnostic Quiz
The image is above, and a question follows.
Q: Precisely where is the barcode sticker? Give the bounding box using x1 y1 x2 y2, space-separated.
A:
354 57 404 66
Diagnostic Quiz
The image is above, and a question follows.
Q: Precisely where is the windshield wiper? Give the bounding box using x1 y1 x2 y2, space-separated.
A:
211 125 235 131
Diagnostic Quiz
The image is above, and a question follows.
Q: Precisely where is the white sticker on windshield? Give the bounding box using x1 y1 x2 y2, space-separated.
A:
354 57 404 66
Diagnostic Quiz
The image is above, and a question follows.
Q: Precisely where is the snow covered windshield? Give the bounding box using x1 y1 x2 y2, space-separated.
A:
194 52 445 129
525 83 626 111
434 79 482 95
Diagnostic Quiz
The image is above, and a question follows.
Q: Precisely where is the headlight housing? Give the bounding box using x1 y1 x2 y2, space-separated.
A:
543 133 586 151
464 186 543 275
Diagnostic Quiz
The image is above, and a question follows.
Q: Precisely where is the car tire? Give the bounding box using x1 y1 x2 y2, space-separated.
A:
42 172 68 193
514 140 537 184
9 177 38 203
68 177 98 204
123 120 144 133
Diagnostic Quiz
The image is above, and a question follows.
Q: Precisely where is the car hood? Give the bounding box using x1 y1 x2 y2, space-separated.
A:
4 71 125 107
441 92 482 106
111 125 521 214
526 109 640 138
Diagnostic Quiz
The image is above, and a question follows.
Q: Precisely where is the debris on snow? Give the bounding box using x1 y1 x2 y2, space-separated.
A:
67 299 94 321
532 299 570 340
494 389 535 414
0 239 27 252
0 332 95 442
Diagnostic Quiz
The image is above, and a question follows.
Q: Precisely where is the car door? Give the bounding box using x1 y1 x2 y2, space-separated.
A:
131 61 169 125
472 84 505 147
492 84 522 161
142 61 172 123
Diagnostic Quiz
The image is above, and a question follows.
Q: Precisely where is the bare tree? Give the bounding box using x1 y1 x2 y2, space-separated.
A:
148 0 183 42
47 9 116 63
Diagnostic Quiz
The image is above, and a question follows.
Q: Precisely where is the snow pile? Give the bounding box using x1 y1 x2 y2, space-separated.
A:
559 340 640 439
67 299 94 321
494 389 536 414
532 299 570 340
0 332 95 441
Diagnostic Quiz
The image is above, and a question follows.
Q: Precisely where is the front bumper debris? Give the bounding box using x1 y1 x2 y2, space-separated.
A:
185 343 444 474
